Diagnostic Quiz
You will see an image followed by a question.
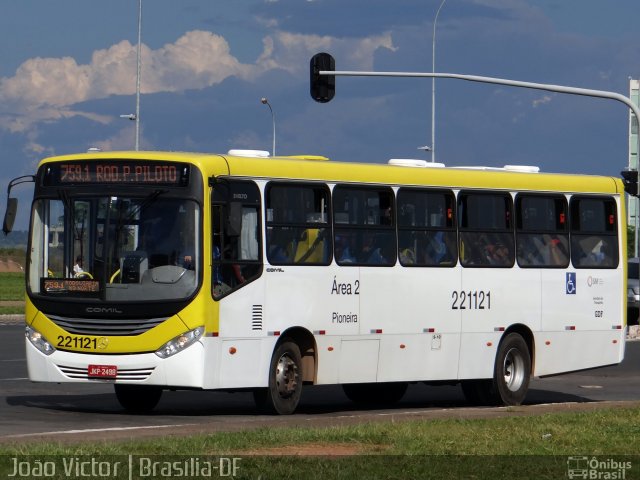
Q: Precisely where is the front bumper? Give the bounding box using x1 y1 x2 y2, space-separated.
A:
25 338 205 388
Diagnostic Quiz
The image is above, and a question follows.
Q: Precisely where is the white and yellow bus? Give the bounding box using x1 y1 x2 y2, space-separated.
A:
7 149 626 413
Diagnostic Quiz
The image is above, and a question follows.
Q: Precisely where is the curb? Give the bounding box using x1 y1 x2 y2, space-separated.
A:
0 314 25 325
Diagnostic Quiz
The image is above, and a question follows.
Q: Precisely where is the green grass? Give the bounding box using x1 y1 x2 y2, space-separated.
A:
0 272 24 301
1 407 639 479
0 305 23 315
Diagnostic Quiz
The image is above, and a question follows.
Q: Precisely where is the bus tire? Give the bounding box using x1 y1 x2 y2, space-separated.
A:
461 333 531 406
342 382 408 406
494 332 531 406
114 384 162 413
256 340 303 415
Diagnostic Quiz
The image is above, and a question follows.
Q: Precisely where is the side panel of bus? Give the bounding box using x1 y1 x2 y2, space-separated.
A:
207 178 625 390
458 268 541 379
360 266 461 382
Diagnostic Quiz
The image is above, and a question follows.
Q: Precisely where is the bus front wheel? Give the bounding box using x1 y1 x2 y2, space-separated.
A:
254 340 303 415
114 384 163 413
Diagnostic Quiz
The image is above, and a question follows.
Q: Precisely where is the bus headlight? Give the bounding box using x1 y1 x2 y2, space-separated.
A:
155 327 204 359
25 326 55 356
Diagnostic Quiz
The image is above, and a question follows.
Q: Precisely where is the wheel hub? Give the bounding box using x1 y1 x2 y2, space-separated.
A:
275 353 299 398
503 347 525 392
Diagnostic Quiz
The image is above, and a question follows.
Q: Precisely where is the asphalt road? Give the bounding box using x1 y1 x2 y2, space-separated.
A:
2 322 640 443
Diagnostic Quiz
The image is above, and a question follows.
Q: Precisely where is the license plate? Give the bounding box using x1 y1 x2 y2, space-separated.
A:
88 364 117 378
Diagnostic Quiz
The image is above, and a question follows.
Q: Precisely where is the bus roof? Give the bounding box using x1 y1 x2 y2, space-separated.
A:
39 149 622 195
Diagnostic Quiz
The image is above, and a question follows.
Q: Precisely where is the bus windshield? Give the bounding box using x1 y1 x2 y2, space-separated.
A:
28 193 200 302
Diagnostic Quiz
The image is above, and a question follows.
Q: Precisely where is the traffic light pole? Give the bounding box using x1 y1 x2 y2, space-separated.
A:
318 69 640 132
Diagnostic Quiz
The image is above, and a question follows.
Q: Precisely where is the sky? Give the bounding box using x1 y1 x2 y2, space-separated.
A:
1 0 640 229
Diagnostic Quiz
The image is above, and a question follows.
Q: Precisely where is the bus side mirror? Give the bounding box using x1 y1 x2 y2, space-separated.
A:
3 175 36 235
3 198 17 235
310 52 336 103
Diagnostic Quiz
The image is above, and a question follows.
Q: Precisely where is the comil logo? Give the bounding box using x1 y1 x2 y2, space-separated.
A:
567 456 631 479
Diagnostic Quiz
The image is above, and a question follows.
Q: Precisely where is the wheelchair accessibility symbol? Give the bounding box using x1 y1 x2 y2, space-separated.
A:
566 272 576 294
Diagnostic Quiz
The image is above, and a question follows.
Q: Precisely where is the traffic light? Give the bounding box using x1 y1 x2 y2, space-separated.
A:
310 53 335 103
621 169 639 197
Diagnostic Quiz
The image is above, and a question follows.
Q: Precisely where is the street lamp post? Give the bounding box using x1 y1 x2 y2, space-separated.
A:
135 0 142 151
431 0 447 163
261 97 276 156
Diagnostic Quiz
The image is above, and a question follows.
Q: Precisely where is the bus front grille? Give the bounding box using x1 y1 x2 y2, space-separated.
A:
48 315 167 336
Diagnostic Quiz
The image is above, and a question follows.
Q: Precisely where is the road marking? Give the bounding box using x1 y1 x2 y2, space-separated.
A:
5 423 198 439
0 377 28 381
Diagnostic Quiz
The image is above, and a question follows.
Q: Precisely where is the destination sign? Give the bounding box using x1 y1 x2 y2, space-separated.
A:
43 161 189 186
42 278 100 294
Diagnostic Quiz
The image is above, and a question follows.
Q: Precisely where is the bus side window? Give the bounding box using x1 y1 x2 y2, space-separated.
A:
397 188 457 267
333 185 396 266
458 192 514 268
515 194 569 268
570 196 618 269
265 182 331 266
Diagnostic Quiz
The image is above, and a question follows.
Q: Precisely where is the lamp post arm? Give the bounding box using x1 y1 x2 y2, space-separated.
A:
322 70 640 117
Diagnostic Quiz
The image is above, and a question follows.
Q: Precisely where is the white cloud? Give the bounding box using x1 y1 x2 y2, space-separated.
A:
256 31 396 73
532 95 552 108
90 125 142 152
0 29 394 134
0 31 249 111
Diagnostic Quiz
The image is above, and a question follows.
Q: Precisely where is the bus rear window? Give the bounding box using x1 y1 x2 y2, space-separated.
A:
570 196 618 268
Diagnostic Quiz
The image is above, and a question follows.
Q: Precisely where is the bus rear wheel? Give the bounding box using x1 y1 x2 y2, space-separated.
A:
342 382 408 406
495 332 531 405
461 333 531 406
114 384 163 413
254 340 303 415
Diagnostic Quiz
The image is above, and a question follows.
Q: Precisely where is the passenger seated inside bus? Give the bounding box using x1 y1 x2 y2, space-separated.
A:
460 233 512 267
425 231 456 265
73 256 84 276
334 234 356 264
574 237 616 267
484 242 510 266
360 233 391 265
399 248 416 265
517 234 569 267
